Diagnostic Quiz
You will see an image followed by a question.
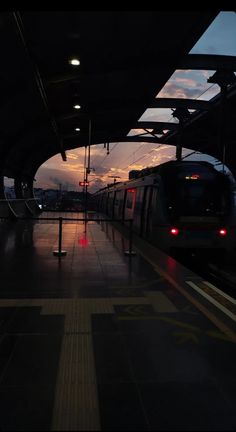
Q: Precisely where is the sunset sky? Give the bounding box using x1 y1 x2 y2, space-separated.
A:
34 11 236 193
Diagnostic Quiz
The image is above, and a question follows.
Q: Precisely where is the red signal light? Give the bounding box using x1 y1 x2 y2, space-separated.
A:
79 181 89 186
218 228 227 236
170 227 179 236
127 188 135 193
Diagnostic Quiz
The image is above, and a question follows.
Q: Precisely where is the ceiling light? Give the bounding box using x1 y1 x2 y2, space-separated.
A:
73 104 81 109
75 127 80 131
69 58 80 66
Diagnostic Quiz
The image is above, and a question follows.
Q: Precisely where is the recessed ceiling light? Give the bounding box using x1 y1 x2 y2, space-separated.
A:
75 127 80 131
73 104 81 109
69 58 80 66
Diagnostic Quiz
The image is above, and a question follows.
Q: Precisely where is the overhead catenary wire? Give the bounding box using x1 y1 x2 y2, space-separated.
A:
93 142 120 169
121 144 163 171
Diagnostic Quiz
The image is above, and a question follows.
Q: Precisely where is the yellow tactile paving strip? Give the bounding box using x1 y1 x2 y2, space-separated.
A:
0 283 235 430
1 217 236 429
52 334 100 431
0 296 156 431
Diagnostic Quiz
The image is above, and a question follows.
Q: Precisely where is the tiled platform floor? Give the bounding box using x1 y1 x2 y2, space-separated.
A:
0 213 235 430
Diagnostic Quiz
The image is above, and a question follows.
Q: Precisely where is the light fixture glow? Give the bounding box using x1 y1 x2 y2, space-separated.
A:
218 228 227 236
75 127 80 131
73 104 81 109
170 227 179 236
69 58 80 66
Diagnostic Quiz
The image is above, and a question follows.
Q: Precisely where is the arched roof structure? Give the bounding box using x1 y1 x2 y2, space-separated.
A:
3 11 236 184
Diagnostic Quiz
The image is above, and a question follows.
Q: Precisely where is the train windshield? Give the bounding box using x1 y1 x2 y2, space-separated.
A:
163 165 231 219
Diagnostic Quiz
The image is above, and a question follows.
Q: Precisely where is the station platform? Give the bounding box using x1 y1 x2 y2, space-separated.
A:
0 212 235 431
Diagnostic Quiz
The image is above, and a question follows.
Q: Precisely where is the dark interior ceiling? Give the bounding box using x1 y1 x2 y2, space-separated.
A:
2 10 231 183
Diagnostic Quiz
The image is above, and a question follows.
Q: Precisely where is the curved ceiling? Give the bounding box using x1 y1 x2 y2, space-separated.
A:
0 11 221 181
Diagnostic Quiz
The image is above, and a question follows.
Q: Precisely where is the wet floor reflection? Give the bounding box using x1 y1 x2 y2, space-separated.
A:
0 213 158 298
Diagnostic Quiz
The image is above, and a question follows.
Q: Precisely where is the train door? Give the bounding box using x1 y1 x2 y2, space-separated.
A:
148 186 160 237
142 186 153 238
124 188 136 223
104 191 109 214
113 190 119 219
133 187 145 234
114 189 125 221
99 193 106 214
107 191 115 218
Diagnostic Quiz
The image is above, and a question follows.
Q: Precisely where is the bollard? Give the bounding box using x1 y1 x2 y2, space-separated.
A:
53 217 67 256
124 219 136 256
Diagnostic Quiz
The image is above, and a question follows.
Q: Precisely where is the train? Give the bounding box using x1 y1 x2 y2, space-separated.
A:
94 160 236 255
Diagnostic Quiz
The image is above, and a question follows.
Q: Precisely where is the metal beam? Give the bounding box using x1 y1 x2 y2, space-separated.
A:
45 54 236 87
63 133 164 144
135 121 178 130
179 54 236 71
149 98 211 110
46 73 80 84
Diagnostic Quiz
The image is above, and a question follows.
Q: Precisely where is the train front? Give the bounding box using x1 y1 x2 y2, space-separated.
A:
161 162 236 255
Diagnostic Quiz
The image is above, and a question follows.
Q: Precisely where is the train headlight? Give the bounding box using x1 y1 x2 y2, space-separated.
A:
170 227 179 236
218 228 227 236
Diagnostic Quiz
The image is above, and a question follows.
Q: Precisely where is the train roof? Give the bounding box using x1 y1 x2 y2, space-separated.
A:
93 159 236 195
129 159 217 178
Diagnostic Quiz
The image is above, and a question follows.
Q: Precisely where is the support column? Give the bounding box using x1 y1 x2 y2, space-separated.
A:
14 177 23 198
27 178 35 198
0 174 5 199
14 176 34 199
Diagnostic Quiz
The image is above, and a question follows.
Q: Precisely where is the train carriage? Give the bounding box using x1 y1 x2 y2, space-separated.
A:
94 160 236 255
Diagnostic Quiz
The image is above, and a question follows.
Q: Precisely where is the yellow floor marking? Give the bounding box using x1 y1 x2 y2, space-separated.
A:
173 331 199 344
52 334 100 431
206 329 233 342
156 315 200 331
117 313 233 343
117 314 198 330
0 296 153 430
109 278 163 291
146 291 178 313
121 305 150 315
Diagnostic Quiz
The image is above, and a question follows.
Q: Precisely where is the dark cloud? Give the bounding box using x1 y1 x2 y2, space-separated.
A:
93 165 110 176
89 178 106 193
49 176 62 186
35 167 78 190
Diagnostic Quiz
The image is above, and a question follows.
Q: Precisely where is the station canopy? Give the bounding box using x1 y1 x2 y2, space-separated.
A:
1 11 236 182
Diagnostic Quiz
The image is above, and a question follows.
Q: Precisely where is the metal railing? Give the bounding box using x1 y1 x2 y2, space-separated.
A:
0 214 136 257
